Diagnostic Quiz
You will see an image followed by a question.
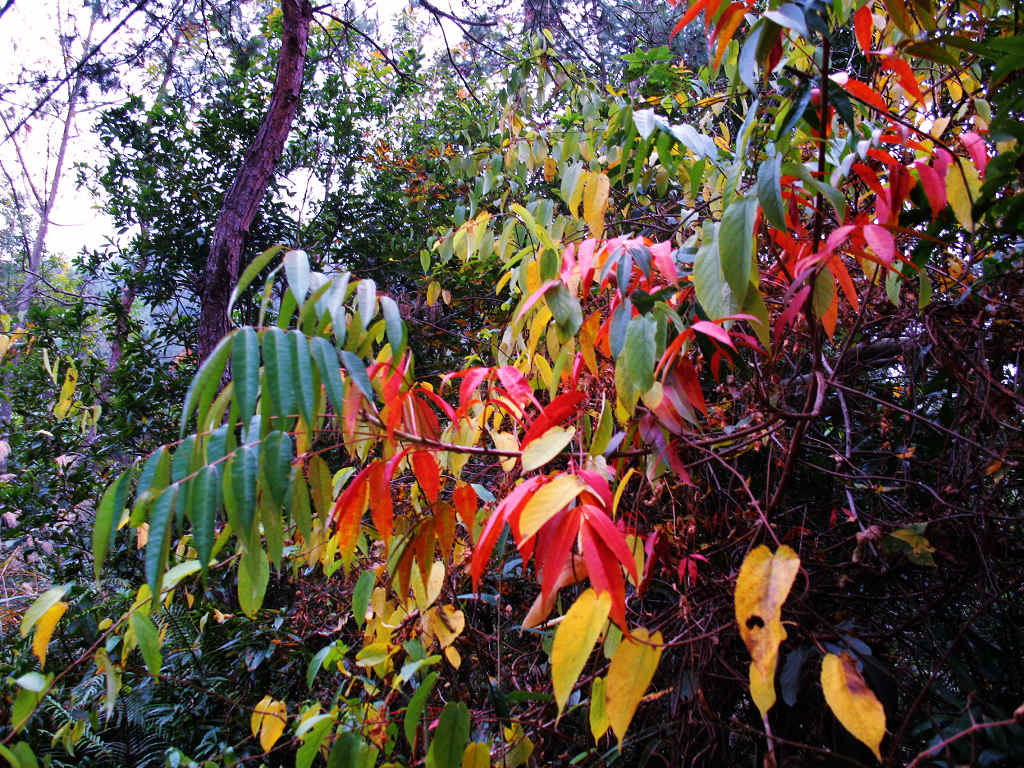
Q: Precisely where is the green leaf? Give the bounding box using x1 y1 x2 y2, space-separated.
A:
11 686 44 735
261 430 293 506
180 332 232 437
719 196 757 303
327 731 363 768
310 336 345 416
191 465 220 576
19 586 69 638
694 232 732 320
738 22 762 92
622 314 657 394
379 295 406 361
426 701 470 768
352 570 375 628
238 547 270 618
357 278 377 329
129 613 162 678
812 268 834 319
545 284 583 339
782 162 847 221
131 447 170 526
340 350 375 402
232 327 260 425
262 327 296 424
404 671 439 748
230 443 259 541
296 716 335 768
206 423 232 466
93 469 130 580
590 399 613 456
757 155 786 230
228 244 286 319
0 741 38 768
284 249 311 302
145 485 178 605
291 331 315 429
609 299 632 359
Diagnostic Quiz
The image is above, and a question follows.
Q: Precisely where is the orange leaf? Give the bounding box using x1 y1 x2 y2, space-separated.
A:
411 450 441 503
453 483 478 532
367 461 393 542
670 0 710 39
712 3 748 72
830 73 889 114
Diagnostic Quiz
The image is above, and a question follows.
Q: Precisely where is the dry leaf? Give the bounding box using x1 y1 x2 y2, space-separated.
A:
821 652 886 760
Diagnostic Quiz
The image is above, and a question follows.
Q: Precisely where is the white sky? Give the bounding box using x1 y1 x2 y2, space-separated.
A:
0 0 467 264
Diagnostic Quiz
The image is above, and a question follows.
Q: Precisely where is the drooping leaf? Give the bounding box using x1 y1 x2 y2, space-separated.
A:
426 701 470 768
179 333 232 437
605 627 663 745
757 156 786 230
261 430 293 506
552 589 611 716
340 350 375 402
379 295 406 361
284 249 311 302
145 486 178 605
251 696 288 752
583 172 610 239
93 469 130 579
31 601 67 668
621 314 657 394
262 327 296 422
230 443 260 541
129 613 162 678
290 331 315 429
411 450 441 503
405 671 440 748
589 676 609 740
191 465 221 576
461 742 491 768
734 545 800 717
821 653 886 760
238 547 270 618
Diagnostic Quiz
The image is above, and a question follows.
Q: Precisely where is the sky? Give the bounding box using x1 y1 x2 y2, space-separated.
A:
0 0 467 265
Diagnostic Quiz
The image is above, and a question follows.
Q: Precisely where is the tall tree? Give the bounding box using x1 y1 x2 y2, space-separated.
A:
197 0 313 360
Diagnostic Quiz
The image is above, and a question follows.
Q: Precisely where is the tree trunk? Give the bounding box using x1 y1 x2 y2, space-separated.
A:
197 0 313 361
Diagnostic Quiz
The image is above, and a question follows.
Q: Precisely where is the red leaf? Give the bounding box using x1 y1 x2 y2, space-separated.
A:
774 284 812 343
852 163 888 201
581 523 628 628
515 279 559 322
434 503 455 563
674 358 707 415
582 505 639 584
413 386 454 424
367 461 393 542
496 366 536 408
829 255 860 312
961 131 988 176
862 224 895 265
914 161 947 217
535 506 582 605
411 450 442 503
470 476 545 591
453 483 478 532
690 320 735 349
521 390 587 447
881 55 924 105
333 469 368 559
854 5 873 56
649 240 678 284
577 238 598 297
458 366 490 415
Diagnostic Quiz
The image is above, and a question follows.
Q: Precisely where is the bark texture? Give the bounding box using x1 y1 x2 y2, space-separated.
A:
197 0 313 361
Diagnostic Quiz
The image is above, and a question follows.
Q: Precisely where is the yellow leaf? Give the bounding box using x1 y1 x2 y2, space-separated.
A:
543 156 557 183
518 473 585 540
411 560 445 610
568 169 587 217
32 601 68 668
583 172 610 240
251 694 272 737
589 676 609 740
427 280 442 307
445 644 462 669
520 426 575 473
490 431 519 473
605 628 663 745
946 163 980 231
579 311 600 376
259 697 288 752
426 604 465 648
462 741 491 768
552 589 611 716
734 545 800 717
821 653 886 761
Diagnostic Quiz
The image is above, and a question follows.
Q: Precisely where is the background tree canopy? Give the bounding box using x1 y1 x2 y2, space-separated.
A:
2 0 1023 767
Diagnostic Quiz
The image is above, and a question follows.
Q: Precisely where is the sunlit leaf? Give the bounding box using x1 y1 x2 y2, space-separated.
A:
520 425 575 472
31 601 67 669
552 589 611 716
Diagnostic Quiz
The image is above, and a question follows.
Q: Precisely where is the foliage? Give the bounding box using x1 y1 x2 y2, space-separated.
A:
5 0 1024 766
